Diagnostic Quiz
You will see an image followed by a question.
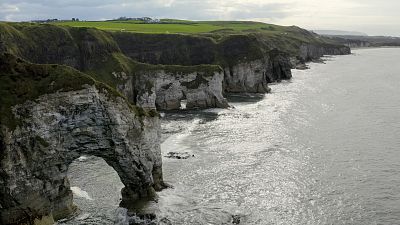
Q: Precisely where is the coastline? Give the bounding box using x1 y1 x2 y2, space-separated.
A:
0 21 351 225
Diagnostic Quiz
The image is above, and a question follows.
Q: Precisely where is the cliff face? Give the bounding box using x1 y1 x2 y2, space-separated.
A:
322 35 400 48
0 23 352 101
323 37 371 48
0 24 227 110
113 33 291 93
112 32 295 93
0 24 120 71
112 31 349 92
0 54 163 225
298 44 351 61
112 32 216 66
128 68 229 110
223 50 292 93
0 22 351 107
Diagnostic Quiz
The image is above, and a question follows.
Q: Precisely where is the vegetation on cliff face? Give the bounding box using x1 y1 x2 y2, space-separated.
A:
49 20 347 61
0 53 90 129
0 21 350 111
0 22 225 87
0 21 348 70
0 53 153 130
51 20 347 48
133 62 222 77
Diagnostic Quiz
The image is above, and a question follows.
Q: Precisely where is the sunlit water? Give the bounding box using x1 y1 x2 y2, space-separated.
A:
63 48 400 225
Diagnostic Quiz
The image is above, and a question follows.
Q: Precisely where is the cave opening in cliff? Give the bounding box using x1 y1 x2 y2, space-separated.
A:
180 91 187 110
67 155 125 220
180 99 187 110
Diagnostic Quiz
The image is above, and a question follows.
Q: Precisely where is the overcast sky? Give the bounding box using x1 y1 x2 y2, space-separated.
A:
0 0 399 36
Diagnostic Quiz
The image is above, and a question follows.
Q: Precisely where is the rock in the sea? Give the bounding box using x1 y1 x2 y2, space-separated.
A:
0 54 164 225
164 152 195 160
295 63 309 70
299 44 350 61
232 215 241 224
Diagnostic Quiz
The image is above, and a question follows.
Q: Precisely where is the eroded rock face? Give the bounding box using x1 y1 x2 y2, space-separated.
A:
122 70 229 111
299 44 351 61
223 53 292 93
155 70 229 110
224 59 271 93
0 86 163 225
0 23 352 100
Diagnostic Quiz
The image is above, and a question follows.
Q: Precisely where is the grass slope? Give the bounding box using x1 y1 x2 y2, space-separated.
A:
50 20 341 51
52 20 290 34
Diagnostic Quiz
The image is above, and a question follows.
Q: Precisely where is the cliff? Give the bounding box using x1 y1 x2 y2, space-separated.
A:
112 31 348 92
322 35 400 48
0 23 228 110
0 53 163 225
0 22 350 99
298 44 351 61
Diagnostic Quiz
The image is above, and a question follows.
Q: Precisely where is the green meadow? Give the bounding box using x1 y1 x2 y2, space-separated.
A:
52 20 285 34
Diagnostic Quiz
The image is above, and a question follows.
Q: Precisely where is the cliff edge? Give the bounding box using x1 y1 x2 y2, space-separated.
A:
0 22 350 106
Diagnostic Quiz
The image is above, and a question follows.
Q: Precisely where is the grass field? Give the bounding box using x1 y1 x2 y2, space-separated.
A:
51 20 286 34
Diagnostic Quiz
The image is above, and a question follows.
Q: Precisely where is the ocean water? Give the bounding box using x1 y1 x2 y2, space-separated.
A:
64 48 400 225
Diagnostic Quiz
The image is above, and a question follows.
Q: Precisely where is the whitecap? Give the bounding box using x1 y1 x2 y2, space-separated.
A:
70 186 94 200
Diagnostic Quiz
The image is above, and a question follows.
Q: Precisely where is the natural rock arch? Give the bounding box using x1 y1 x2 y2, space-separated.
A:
0 87 163 225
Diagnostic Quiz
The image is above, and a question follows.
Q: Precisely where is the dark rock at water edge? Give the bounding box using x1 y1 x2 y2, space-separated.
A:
164 152 195 159
232 215 241 224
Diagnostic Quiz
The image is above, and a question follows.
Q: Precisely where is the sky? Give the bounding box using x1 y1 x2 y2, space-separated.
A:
0 0 399 36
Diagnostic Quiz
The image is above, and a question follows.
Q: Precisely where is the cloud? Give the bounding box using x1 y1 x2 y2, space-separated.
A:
270 0 400 36
0 4 20 13
0 0 290 21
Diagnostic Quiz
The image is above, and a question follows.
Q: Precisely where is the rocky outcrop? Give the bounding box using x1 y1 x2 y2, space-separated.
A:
321 35 400 48
123 66 229 110
298 44 351 61
343 41 371 48
223 50 292 93
0 23 351 96
112 32 216 66
0 23 229 110
328 38 371 48
0 54 163 225
223 59 272 93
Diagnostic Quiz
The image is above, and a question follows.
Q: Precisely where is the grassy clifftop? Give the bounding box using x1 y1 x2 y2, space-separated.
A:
0 22 223 88
52 20 285 34
0 21 347 68
53 20 340 45
51 19 341 48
